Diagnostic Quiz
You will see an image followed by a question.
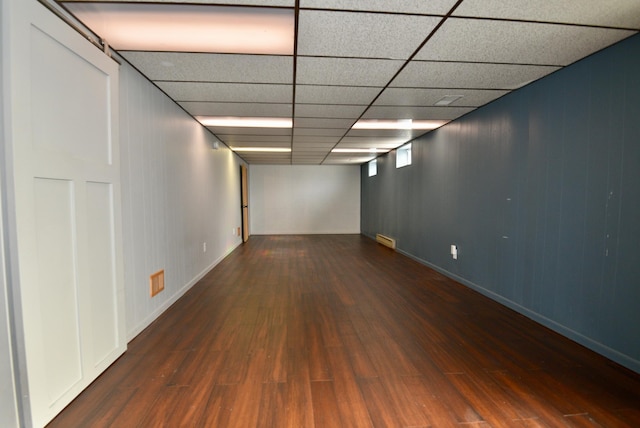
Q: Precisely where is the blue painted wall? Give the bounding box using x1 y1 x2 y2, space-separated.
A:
361 34 640 373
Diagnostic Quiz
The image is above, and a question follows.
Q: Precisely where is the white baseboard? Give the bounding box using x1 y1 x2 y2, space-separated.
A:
126 241 242 342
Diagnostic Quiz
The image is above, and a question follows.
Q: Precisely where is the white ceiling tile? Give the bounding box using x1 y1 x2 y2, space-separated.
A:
156 81 292 102
292 136 341 143
415 18 636 66
292 146 335 152
121 52 292 83
391 61 560 89
294 117 355 129
453 0 640 29
337 138 408 149
375 88 509 107
296 57 403 86
293 160 326 164
296 85 380 105
291 152 327 157
363 106 474 120
291 159 324 163
292 151 328 155
300 0 459 15
180 102 292 117
295 104 367 119
293 128 347 136
295 156 329 163
293 154 332 159
292 152 334 158
63 0 640 165
298 10 440 59
244 161 292 165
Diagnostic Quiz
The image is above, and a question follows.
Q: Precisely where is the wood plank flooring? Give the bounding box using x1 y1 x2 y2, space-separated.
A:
48 235 640 427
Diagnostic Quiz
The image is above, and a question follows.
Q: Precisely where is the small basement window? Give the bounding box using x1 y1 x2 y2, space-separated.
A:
396 143 412 168
368 159 377 176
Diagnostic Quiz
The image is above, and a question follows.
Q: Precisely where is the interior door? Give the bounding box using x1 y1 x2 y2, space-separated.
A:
6 1 126 426
241 164 249 242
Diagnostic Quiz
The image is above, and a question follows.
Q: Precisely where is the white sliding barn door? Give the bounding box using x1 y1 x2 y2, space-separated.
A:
5 1 126 426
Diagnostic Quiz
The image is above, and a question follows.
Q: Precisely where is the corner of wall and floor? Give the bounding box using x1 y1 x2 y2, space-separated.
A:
360 33 640 374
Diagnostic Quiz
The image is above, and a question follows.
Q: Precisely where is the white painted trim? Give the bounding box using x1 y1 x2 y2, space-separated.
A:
126 241 242 342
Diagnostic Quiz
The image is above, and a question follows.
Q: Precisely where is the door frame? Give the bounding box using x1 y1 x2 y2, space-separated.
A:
240 164 249 242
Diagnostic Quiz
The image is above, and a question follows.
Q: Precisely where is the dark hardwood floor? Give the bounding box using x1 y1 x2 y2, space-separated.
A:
48 235 640 427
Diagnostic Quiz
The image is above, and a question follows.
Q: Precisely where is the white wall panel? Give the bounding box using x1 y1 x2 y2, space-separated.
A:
85 182 119 366
0 199 18 428
30 26 110 164
249 165 360 234
32 179 82 403
5 2 126 425
119 61 245 339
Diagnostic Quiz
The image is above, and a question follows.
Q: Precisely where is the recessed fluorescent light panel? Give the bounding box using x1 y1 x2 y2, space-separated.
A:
352 120 448 130
197 117 293 128
62 3 295 54
231 147 291 152
434 95 464 106
331 148 390 153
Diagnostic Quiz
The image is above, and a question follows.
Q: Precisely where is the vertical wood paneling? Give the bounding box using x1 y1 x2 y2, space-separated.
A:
118 62 244 339
361 34 640 373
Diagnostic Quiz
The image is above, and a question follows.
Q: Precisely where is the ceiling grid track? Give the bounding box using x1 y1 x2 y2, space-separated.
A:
318 0 466 165
56 0 640 165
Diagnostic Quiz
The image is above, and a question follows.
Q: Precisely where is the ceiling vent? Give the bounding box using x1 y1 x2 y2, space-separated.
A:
434 95 464 106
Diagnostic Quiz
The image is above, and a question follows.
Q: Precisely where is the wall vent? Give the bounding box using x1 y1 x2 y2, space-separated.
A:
376 233 396 250
150 269 165 297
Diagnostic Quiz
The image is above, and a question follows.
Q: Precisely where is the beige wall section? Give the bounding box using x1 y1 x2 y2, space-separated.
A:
249 165 361 235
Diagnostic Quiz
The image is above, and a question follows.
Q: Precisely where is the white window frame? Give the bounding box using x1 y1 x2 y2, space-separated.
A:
396 143 412 168
368 159 377 176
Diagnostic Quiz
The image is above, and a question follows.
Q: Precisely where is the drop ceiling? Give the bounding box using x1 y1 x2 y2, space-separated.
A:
58 0 640 165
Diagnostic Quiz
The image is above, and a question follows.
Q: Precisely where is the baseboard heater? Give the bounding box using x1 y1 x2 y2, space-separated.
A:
376 233 396 250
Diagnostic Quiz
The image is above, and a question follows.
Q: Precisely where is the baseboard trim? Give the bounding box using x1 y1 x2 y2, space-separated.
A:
126 241 242 342
361 234 640 374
